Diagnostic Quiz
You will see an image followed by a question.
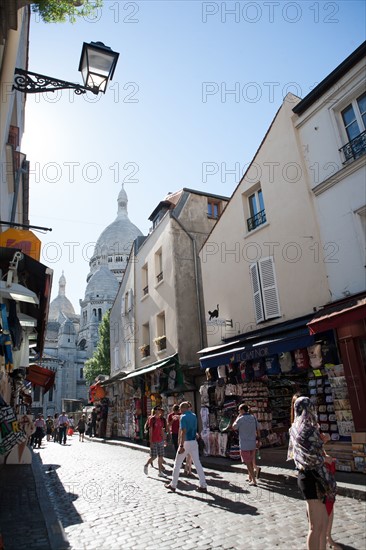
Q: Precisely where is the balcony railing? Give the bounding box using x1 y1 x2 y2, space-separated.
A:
143 285 149 296
156 271 163 283
339 131 366 163
247 209 266 232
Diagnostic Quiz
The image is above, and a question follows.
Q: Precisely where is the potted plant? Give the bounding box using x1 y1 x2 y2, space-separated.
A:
139 344 150 358
153 335 166 351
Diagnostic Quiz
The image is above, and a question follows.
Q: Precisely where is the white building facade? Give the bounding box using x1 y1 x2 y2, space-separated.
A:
293 41 366 300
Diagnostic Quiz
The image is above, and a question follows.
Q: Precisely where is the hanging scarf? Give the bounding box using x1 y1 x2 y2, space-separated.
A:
287 396 337 500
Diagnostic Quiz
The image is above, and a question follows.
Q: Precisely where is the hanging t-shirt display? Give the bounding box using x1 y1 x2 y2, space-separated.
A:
307 344 323 369
217 365 227 379
294 348 310 370
253 359 266 379
279 352 292 373
265 355 281 375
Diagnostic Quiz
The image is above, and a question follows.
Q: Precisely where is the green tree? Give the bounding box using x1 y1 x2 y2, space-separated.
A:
29 0 103 23
84 310 111 383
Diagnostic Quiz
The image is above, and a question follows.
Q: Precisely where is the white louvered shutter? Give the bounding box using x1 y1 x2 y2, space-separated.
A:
121 294 126 316
250 263 264 323
258 257 281 320
127 288 133 312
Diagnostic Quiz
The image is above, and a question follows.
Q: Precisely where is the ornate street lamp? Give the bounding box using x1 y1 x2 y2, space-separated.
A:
13 41 119 95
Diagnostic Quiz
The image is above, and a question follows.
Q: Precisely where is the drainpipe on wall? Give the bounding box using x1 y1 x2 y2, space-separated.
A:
170 212 204 351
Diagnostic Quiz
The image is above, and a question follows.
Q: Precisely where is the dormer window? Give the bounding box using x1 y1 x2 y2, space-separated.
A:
207 199 221 219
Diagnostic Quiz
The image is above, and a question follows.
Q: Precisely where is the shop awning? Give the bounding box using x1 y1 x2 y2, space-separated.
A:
100 371 127 385
121 354 178 381
307 295 366 335
26 364 55 393
197 340 241 355
199 329 316 369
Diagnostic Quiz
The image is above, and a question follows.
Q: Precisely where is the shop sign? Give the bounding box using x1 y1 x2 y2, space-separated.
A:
0 228 41 261
233 346 269 362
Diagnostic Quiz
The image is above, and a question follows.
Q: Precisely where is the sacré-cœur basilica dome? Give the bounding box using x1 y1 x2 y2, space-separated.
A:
87 185 143 284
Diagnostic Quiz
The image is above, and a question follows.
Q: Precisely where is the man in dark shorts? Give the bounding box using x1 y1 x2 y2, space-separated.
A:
143 407 166 477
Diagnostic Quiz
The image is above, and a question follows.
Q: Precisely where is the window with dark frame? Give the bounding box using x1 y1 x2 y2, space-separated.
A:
207 199 221 219
340 92 366 162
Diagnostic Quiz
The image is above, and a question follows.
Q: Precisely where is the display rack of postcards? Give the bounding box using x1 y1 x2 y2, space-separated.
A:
308 368 337 441
268 378 294 445
326 364 355 440
268 375 308 445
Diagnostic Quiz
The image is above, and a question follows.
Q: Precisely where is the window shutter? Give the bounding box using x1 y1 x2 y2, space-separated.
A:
250 263 264 323
121 295 125 316
127 288 133 312
258 257 281 319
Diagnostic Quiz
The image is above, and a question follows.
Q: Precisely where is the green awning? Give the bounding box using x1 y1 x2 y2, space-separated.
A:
121 354 178 381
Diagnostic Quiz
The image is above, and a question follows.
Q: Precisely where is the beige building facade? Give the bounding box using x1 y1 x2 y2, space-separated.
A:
106 189 229 440
200 94 330 347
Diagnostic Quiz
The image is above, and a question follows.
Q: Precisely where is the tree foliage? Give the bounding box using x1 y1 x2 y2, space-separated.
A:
31 0 103 23
83 310 111 384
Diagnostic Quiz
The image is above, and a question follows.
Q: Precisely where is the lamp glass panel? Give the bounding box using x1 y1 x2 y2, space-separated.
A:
87 72 107 92
88 48 115 74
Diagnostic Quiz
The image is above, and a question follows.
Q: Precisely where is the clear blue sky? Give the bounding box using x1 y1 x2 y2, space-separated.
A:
21 0 366 309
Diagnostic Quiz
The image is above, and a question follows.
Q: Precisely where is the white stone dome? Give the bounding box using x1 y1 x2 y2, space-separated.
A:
48 273 75 321
84 265 119 300
87 185 143 282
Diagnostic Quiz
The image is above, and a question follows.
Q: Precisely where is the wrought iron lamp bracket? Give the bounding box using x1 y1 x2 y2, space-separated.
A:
13 68 98 95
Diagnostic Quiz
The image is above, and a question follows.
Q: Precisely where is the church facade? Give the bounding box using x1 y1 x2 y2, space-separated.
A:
34 186 142 416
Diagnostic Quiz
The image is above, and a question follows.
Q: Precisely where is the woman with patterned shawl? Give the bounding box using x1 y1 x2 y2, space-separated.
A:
287 396 337 550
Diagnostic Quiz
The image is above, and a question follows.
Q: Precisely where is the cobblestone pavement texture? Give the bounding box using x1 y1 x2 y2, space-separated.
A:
28 435 366 550
0 465 50 550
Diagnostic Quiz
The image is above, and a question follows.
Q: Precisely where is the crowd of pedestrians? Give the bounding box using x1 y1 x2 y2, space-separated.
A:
141 395 340 550
28 410 94 448
25 395 341 549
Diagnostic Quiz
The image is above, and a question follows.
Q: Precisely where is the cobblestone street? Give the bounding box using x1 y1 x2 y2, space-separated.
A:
33 436 365 550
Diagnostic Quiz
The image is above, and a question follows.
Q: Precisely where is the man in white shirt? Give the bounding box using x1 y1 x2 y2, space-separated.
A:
33 414 46 448
57 411 69 445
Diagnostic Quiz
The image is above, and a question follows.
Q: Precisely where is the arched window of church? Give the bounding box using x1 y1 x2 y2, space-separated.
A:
93 309 96 317
98 308 102 321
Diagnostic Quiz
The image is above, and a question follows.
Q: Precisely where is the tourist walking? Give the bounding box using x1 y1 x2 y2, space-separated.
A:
143 406 166 477
45 415 54 442
53 413 59 442
68 416 75 437
165 402 207 493
232 404 260 486
167 404 181 452
287 396 337 550
76 415 86 442
33 414 46 448
57 411 69 445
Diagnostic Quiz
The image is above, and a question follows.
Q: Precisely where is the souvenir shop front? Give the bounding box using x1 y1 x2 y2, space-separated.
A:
0 245 52 464
198 314 363 472
102 354 196 442
307 292 366 473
